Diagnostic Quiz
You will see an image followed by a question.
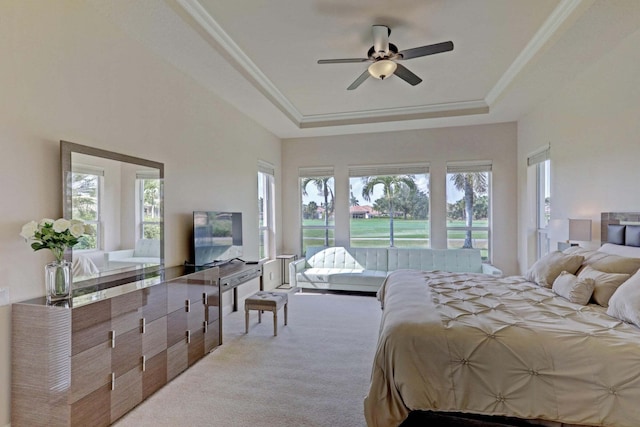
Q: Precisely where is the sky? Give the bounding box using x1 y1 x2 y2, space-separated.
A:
301 174 465 206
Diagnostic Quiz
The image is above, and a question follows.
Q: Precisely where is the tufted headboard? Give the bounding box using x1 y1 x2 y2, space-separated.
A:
601 212 640 247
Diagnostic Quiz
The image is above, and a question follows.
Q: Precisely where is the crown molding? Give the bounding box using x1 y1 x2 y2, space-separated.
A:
176 0 304 124
299 100 489 128
486 0 585 106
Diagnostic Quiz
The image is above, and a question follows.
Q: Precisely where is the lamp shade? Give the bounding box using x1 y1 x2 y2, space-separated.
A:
368 60 397 80
548 219 569 241
569 219 592 242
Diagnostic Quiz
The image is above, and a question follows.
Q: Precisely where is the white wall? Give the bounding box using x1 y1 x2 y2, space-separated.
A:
0 2 281 424
282 122 519 275
517 25 640 272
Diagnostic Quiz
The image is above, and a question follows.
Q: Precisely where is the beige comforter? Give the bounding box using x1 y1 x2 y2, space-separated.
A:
364 270 640 427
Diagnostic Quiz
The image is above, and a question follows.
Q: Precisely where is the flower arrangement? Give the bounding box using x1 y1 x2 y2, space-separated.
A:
20 218 92 262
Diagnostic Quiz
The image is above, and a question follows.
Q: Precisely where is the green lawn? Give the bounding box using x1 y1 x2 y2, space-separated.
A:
302 218 489 256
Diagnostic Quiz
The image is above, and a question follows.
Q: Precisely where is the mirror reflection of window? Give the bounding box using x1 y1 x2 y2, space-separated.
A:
137 172 161 241
71 165 103 251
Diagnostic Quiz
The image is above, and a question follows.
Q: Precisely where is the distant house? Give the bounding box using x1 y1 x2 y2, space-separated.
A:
314 206 335 220
350 205 379 219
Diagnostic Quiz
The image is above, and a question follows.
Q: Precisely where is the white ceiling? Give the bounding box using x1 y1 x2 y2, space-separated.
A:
87 0 640 139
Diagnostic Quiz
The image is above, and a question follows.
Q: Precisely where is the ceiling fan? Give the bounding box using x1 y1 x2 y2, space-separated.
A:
318 25 453 90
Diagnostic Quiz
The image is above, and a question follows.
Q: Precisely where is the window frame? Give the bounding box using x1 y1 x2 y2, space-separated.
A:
299 167 335 256
445 161 492 262
258 161 275 260
347 163 430 248
528 146 551 260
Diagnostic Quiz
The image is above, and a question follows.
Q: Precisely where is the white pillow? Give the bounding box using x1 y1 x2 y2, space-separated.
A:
578 265 630 307
563 246 640 275
552 272 595 305
525 251 585 288
607 270 640 328
599 243 640 259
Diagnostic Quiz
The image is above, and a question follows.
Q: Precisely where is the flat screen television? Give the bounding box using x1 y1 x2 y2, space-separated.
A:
192 211 243 266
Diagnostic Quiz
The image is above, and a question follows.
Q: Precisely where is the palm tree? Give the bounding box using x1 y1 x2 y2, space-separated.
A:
350 191 359 207
301 177 334 246
361 175 416 246
450 172 488 248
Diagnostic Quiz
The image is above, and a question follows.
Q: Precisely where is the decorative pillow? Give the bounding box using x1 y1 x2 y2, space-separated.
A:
563 246 640 275
552 272 595 305
563 246 590 256
588 253 640 276
607 224 626 245
607 270 640 328
578 265 630 307
599 242 640 258
626 225 640 247
525 251 584 288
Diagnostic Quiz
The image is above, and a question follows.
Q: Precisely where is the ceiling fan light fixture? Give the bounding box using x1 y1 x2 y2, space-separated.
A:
368 60 397 80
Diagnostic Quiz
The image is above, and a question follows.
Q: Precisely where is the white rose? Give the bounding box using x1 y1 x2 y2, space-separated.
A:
20 221 39 239
70 219 84 230
40 218 55 227
69 222 86 237
53 218 71 233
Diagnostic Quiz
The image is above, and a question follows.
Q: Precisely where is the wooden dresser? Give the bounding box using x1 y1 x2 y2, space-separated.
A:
11 265 221 426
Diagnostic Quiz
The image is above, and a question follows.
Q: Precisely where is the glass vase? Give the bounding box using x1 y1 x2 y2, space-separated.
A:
45 260 71 302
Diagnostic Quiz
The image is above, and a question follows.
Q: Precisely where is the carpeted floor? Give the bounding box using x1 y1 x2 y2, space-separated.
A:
114 290 382 427
113 289 548 427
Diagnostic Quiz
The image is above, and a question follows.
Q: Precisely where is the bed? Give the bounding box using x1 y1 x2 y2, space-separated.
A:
364 212 640 427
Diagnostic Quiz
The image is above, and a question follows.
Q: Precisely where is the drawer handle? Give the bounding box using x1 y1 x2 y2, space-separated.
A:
185 299 190 312
141 318 146 334
142 355 146 372
203 320 207 333
186 330 191 344
110 330 116 348
111 372 115 391
202 292 207 304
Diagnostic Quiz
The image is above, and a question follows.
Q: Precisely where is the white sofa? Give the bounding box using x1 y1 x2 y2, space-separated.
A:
104 239 161 269
290 246 502 293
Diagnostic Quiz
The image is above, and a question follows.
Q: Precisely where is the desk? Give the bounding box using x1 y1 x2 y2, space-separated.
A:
276 254 297 289
218 260 263 312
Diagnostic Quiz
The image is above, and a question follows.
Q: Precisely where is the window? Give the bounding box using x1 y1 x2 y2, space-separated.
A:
71 165 102 250
137 171 161 240
300 167 335 255
446 161 492 261
528 146 551 259
258 161 275 260
349 164 430 248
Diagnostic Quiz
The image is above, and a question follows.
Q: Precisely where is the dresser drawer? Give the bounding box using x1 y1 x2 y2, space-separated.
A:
70 343 112 404
72 299 111 356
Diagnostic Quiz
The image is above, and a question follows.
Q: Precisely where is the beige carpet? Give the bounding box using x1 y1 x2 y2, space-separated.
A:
114 290 382 427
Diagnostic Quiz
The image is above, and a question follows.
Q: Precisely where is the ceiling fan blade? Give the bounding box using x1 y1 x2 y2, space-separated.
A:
347 69 370 90
398 41 454 60
393 63 422 86
318 58 370 64
372 25 390 56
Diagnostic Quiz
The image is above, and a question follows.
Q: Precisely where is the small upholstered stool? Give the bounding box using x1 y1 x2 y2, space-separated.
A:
244 291 288 336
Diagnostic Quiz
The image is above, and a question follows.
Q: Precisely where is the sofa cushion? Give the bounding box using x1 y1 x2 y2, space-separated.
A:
296 268 387 287
133 239 161 258
305 246 388 271
388 248 483 273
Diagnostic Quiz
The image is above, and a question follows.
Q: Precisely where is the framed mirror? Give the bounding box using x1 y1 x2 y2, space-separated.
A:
61 140 164 289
